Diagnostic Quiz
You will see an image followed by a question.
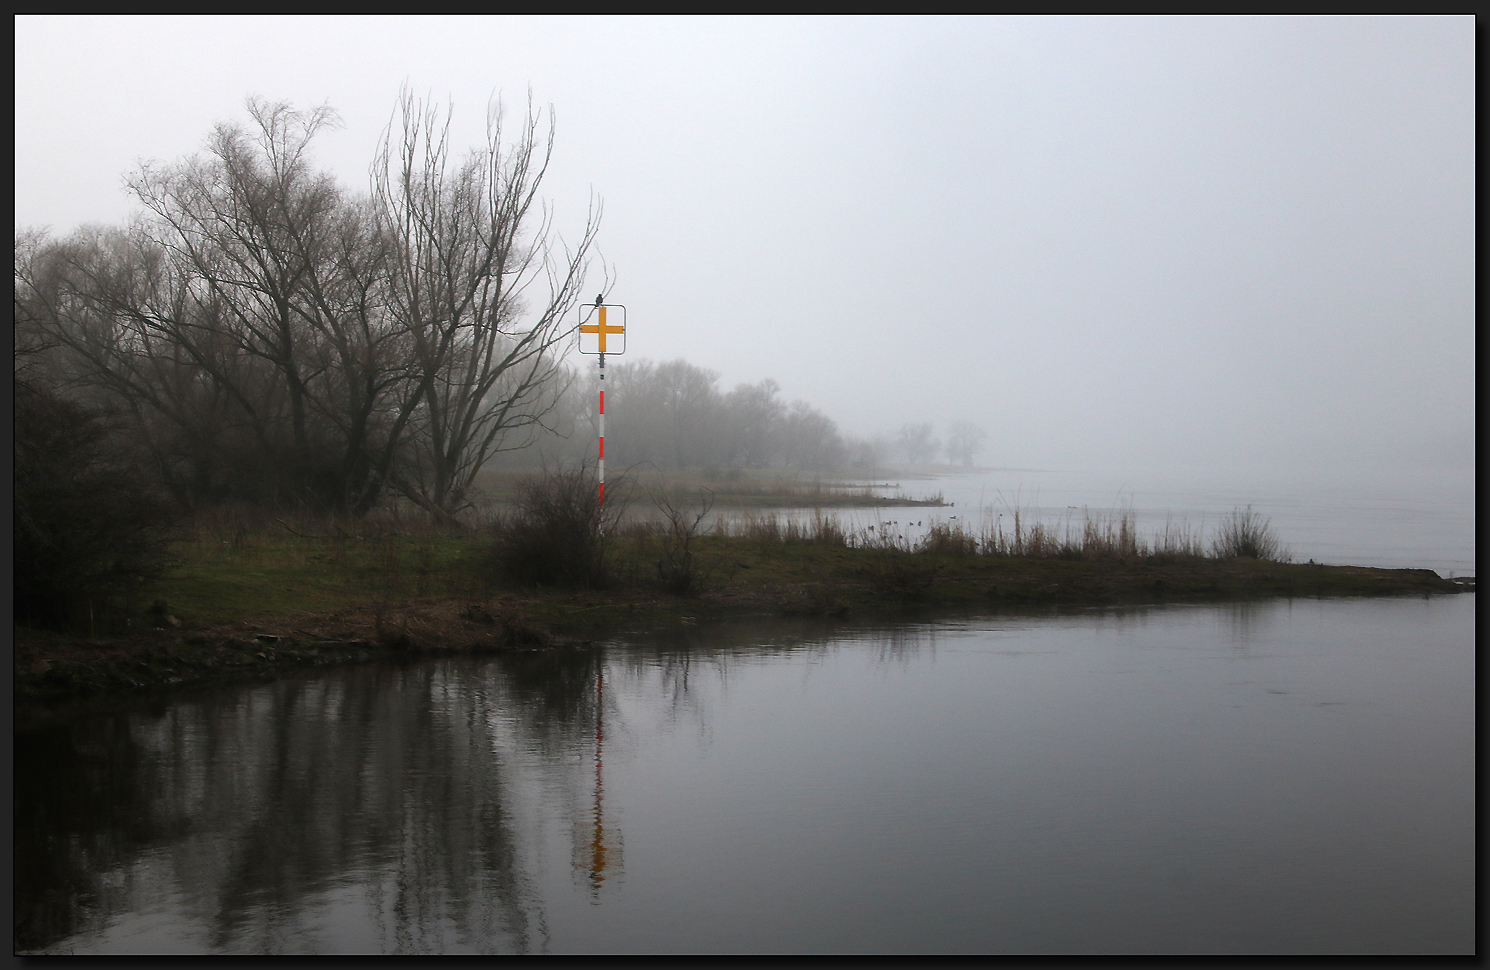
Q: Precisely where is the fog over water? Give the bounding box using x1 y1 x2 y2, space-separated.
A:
15 16 1474 496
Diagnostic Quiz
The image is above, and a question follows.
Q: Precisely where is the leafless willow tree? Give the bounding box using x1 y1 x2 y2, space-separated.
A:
122 98 421 512
18 93 604 520
18 100 420 512
373 90 603 519
16 225 243 497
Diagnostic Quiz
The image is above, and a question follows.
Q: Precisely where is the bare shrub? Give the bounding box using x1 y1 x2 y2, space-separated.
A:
714 509 849 547
488 465 626 589
1212 506 1290 561
1015 518 1059 558
850 521 936 599
979 506 1182 561
1072 507 1138 559
856 523 912 553
652 487 717 596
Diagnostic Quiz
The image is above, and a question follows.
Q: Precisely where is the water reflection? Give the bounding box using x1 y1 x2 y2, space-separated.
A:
1220 600 1270 645
15 600 1475 954
16 658 593 953
577 664 620 900
13 618 909 953
15 624 841 953
14 714 165 952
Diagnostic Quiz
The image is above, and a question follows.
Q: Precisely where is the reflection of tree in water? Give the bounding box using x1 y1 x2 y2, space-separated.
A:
16 662 565 953
606 617 934 710
496 620 933 902
478 648 624 900
188 665 544 953
15 617 942 953
485 647 602 750
864 623 934 666
14 715 173 952
1222 601 1272 645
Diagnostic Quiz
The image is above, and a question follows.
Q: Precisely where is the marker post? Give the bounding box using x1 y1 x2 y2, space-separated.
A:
598 349 605 507
579 297 626 512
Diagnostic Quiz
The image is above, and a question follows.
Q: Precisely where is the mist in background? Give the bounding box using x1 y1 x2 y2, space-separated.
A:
15 16 1474 493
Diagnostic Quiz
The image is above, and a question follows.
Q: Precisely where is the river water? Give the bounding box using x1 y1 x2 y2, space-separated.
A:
708 467 1476 578
15 594 1474 954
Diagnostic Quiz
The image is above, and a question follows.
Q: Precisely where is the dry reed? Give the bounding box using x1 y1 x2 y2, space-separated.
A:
717 503 1284 563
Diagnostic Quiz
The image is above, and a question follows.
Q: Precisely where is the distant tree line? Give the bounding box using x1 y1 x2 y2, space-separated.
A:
516 359 849 472
505 358 988 475
14 93 598 521
896 420 988 468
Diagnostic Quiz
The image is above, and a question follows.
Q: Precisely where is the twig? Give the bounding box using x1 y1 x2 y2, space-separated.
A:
276 518 331 539
274 518 397 540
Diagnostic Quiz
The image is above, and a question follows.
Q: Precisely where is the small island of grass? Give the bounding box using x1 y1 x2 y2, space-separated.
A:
13 473 1468 705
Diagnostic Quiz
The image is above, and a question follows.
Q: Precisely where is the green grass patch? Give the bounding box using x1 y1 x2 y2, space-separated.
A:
152 530 491 628
16 509 1467 704
138 513 1462 633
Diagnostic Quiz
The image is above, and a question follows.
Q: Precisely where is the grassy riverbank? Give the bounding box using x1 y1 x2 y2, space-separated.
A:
13 509 1468 704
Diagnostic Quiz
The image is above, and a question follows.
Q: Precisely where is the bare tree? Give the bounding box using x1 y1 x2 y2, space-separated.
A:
522 357 846 473
724 379 784 468
600 359 721 468
14 226 255 500
125 99 346 479
13 229 60 390
18 93 603 521
897 422 941 466
291 192 421 515
21 100 426 513
652 359 721 468
779 399 846 472
373 89 602 520
944 420 987 467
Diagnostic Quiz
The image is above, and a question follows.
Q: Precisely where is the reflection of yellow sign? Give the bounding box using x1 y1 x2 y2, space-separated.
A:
574 664 622 898
580 306 625 353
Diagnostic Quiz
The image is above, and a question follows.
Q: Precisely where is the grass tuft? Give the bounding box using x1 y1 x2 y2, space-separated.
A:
1212 506 1290 561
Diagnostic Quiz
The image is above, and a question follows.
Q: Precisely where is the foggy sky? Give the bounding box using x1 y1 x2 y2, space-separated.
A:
14 16 1475 487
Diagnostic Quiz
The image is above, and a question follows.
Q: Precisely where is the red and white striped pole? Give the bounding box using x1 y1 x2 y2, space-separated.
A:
579 297 624 514
598 347 606 509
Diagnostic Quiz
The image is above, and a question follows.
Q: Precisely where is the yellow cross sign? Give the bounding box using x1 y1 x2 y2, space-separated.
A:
580 305 626 355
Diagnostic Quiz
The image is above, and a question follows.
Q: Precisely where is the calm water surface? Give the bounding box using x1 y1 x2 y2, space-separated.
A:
15 595 1474 954
722 467 1475 577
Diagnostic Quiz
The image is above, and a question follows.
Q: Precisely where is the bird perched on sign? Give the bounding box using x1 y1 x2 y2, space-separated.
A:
595 293 605 306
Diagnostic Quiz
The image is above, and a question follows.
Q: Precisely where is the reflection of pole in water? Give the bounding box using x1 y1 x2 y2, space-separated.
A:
574 652 621 899
586 661 610 898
